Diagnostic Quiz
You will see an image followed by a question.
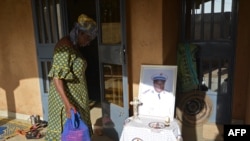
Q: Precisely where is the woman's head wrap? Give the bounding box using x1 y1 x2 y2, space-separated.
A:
70 14 98 45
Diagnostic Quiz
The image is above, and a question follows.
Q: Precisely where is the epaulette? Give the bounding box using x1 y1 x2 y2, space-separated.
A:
142 89 150 94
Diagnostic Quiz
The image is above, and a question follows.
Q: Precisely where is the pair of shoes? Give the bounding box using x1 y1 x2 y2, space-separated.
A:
39 120 48 128
29 121 47 131
30 123 42 131
24 123 45 139
25 130 42 139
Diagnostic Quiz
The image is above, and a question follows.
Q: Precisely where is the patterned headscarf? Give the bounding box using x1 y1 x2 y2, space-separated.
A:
70 14 98 45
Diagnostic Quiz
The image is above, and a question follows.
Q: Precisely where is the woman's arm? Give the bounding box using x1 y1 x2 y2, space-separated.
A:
53 78 75 118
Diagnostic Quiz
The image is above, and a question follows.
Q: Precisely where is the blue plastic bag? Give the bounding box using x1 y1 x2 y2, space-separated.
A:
61 109 90 141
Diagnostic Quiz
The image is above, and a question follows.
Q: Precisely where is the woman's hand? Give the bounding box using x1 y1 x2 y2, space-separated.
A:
65 102 76 118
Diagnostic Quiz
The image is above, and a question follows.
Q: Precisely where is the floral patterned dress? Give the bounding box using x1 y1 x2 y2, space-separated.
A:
45 36 92 141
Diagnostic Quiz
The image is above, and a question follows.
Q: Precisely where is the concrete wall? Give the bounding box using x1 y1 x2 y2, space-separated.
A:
233 0 250 121
245 72 250 123
0 0 43 119
127 0 180 98
162 0 180 65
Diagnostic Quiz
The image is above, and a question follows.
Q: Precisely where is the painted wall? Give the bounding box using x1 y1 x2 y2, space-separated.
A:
0 0 43 118
126 0 180 115
233 0 250 121
127 0 166 96
245 72 250 123
162 0 180 65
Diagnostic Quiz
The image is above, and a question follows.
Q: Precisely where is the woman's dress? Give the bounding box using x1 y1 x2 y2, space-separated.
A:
45 37 92 140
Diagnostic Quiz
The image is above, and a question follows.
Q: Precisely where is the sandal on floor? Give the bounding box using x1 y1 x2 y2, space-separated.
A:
16 129 29 136
39 120 48 128
30 124 41 131
25 130 42 139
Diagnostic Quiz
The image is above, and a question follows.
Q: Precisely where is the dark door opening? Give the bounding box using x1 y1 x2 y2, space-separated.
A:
67 0 101 103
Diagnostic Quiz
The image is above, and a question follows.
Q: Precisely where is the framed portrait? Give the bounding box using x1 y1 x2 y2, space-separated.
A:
138 65 178 120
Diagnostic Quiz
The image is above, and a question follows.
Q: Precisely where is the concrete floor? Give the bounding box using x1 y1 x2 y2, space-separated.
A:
180 122 224 141
1 103 226 141
1 103 114 141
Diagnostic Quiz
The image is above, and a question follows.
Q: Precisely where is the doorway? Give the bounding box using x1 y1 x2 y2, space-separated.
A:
32 1 128 140
32 0 101 121
67 0 100 103
177 0 237 127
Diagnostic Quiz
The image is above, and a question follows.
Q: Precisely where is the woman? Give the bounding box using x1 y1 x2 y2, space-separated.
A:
45 14 97 140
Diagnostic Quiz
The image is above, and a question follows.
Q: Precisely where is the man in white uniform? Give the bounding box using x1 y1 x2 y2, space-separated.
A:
139 73 175 120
